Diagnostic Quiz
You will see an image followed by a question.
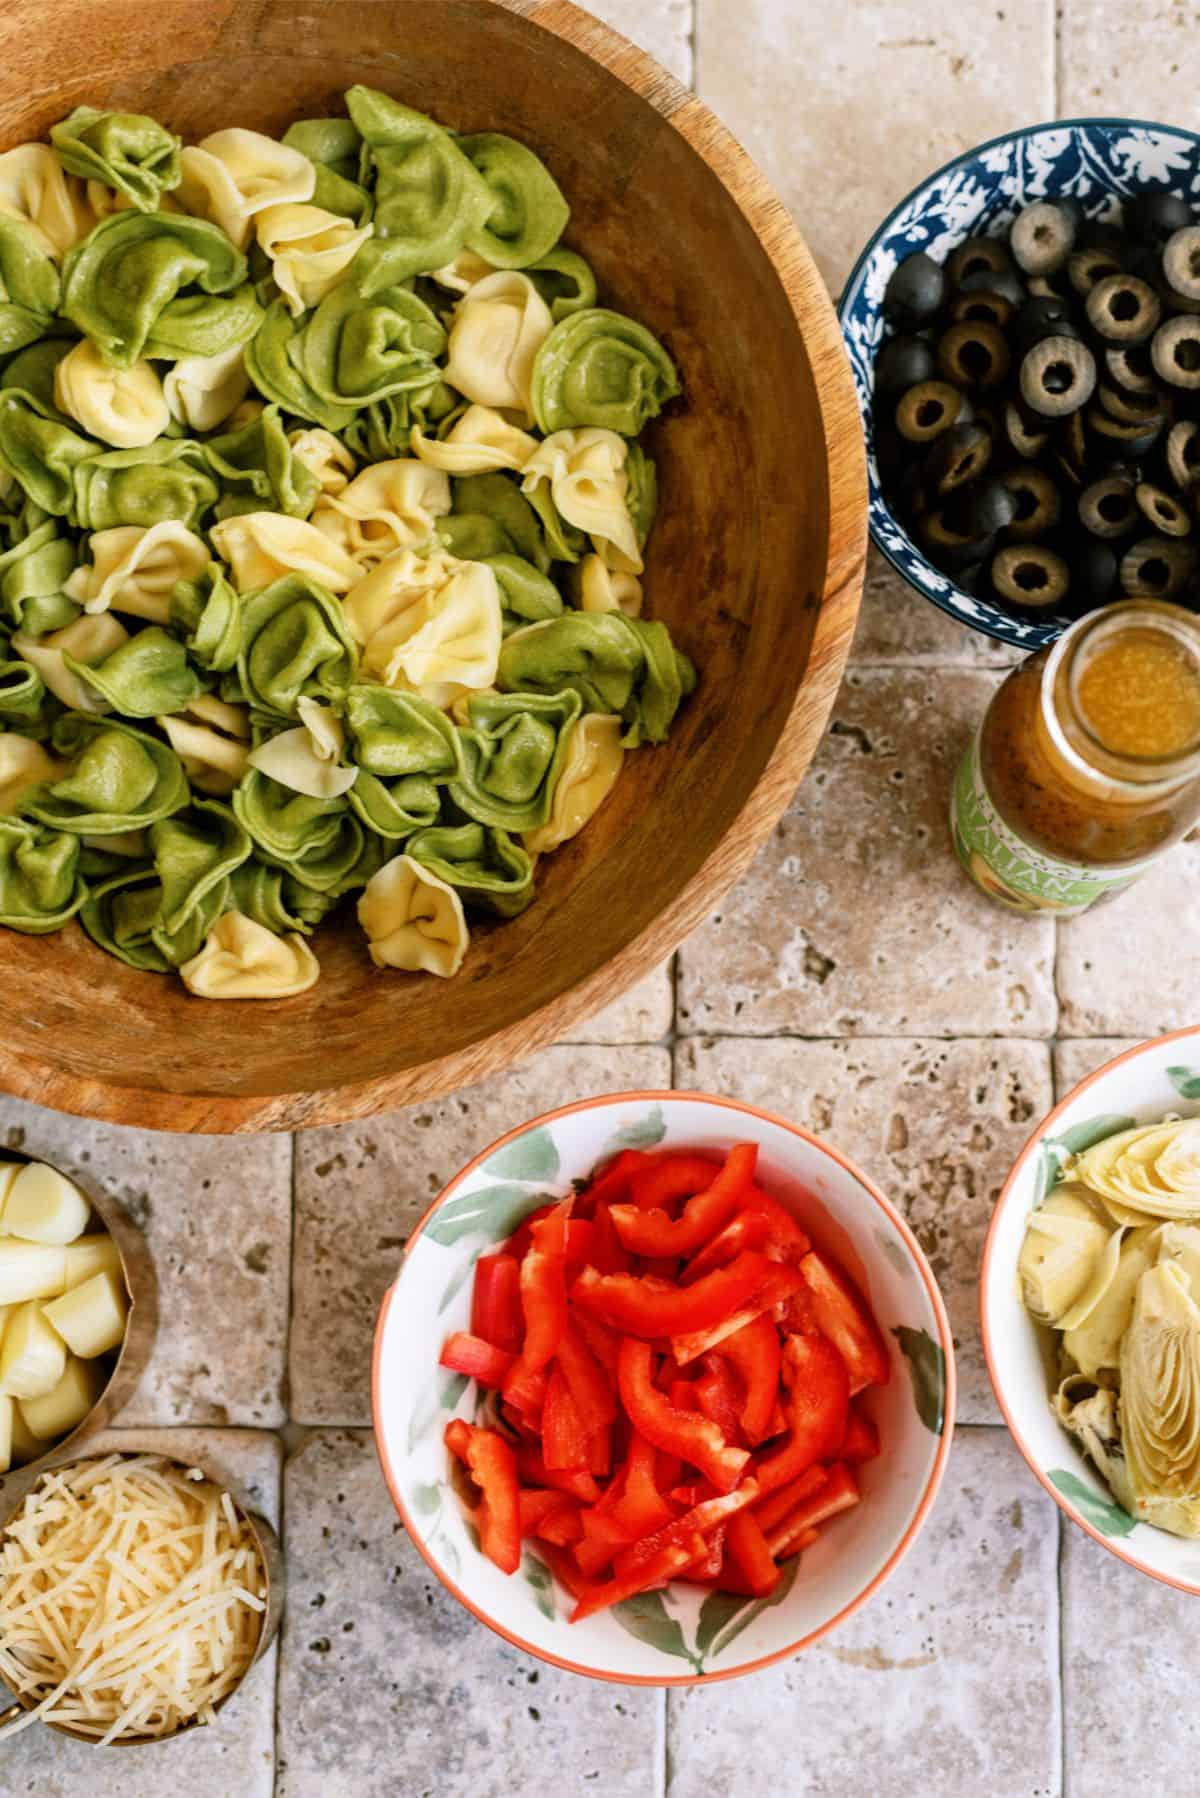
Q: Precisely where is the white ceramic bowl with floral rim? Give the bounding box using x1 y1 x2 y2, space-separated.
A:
373 1090 955 1684
982 1025 1200 1592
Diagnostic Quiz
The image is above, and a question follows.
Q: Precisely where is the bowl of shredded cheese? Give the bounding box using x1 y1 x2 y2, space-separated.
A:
0 1448 280 1746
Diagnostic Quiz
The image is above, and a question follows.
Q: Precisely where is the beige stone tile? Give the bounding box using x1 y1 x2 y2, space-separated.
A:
1058 0 1196 118
695 0 1054 292
1055 1038 1141 1096
676 668 1057 1038
277 1429 659 1798
1057 843 1200 1038
585 0 694 83
852 547 1023 668
290 1043 671 1424
677 1034 1051 1421
0 1098 291 1428
666 1427 1060 1798
562 958 674 1043
0 1426 280 1798
1063 1522 1200 1797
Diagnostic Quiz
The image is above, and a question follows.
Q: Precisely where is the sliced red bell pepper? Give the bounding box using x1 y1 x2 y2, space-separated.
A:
502 1359 547 1424
765 1398 787 1438
686 1523 727 1581
629 1152 723 1213
542 1365 590 1471
470 1251 522 1354
680 1207 771 1281
587 1426 612 1478
724 1507 779 1596
537 1504 584 1547
564 1218 595 1276
573 1508 638 1578
694 1356 745 1446
716 1314 779 1444
589 1202 632 1274
569 1536 703 1622
799 1251 890 1391
669 1262 805 1364
573 1250 780 1340
556 1323 618 1436
751 1464 827 1533
765 1461 859 1558
842 1403 881 1463
609 1143 757 1258
572 1312 621 1375
535 1541 588 1600
439 1331 515 1390
501 1400 540 1440
518 1201 571 1371
519 1488 575 1536
583 1148 655 1209
444 1420 521 1575
515 1446 600 1503
506 1201 555 1260
752 1332 850 1496
602 1429 674 1537
612 1480 760 1579
617 1338 750 1493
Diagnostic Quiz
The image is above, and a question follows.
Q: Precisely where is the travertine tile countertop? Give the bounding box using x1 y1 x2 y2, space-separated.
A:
4 4 1197 1793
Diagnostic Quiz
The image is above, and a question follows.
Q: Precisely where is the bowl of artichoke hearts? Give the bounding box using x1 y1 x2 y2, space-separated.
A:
983 1025 1200 1591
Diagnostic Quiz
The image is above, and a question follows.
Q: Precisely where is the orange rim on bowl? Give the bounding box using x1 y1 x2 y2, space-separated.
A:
373 1089 956 1684
980 1023 1200 1595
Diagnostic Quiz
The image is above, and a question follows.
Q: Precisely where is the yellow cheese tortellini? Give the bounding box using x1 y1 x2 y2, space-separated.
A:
522 428 641 572
255 202 373 316
411 405 538 476
357 852 468 976
248 697 358 800
576 552 644 618
53 338 170 449
524 714 623 854
176 129 315 249
210 511 361 595
311 459 451 565
12 612 130 713
159 694 252 797
444 271 553 418
288 428 356 497
0 734 65 812
65 522 210 623
343 550 502 707
179 909 320 997
0 144 90 257
162 344 250 434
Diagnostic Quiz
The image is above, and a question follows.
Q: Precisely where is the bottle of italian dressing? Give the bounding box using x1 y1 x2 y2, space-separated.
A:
951 599 1200 915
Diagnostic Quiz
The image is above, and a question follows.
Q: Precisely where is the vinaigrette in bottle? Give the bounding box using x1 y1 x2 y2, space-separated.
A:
951 600 1200 913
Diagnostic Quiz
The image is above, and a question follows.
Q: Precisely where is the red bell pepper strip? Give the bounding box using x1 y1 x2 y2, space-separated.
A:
506 1202 555 1260
542 1365 590 1472
537 1505 584 1547
535 1541 589 1600
572 1312 621 1374
569 1537 703 1623
519 1489 575 1536
502 1359 547 1424
751 1464 827 1533
685 1523 727 1581
587 1426 612 1478
573 1251 780 1340
589 1202 632 1274
602 1429 674 1537
798 1251 890 1391
680 1208 771 1281
573 1508 639 1578
612 1480 760 1579
583 1148 655 1209
556 1323 618 1436
515 1446 600 1504
842 1403 881 1462
443 1420 521 1575
470 1252 522 1354
765 1461 860 1558
724 1507 779 1596
617 1339 750 1493
752 1333 850 1496
694 1357 744 1446
564 1219 595 1277
716 1314 779 1443
609 1144 758 1258
519 1201 571 1371
439 1331 515 1390
669 1262 805 1364
629 1152 723 1213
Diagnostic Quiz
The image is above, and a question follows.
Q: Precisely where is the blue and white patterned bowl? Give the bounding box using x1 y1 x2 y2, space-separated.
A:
840 118 1200 649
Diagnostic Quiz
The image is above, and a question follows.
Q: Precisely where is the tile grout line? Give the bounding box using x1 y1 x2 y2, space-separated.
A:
273 1126 300 1793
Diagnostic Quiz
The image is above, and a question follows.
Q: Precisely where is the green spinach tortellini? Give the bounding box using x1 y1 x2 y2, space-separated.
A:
0 85 694 994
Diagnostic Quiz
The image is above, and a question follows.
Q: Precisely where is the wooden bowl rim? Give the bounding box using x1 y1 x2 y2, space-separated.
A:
0 0 866 1132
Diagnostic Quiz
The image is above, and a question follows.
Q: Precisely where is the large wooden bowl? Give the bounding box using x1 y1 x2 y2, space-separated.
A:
0 0 865 1131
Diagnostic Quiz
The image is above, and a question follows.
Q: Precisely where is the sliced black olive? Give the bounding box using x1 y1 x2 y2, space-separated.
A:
1163 226 1200 300
1086 273 1162 344
948 289 1015 330
1011 200 1078 275
936 320 1011 390
883 251 947 328
1055 409 1090 487
919 507 994 570
1135 480 1192 536
1119 533 1197 597
1071 536 1119 608
1013 294 1080 350
875 333 937 396
1097 381 1169 426
1078 474 1138 539
958 266 1026 307
924 421 993 495
1104 343 1157 395
999 463 1062 540
1019 334 1097 417
1151 315 1200 389
1125 189 1193 247
896 380 970 442
1085 403 1164 458
1068 246 1122 297
946 477 1018 537
1027 272 1070 300
946 236 1012 289
1005 398 1050 458
1076 215 1124 255
991 543 1070 610
1167 419 1200 491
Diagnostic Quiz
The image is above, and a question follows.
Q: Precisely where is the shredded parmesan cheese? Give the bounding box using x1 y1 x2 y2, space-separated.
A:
0 1455 266 1742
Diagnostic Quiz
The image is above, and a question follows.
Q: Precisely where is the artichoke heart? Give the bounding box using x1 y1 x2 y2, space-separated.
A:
1054 1375 1139 1517
1017 1183 1121 1329
1120 1261 1200 1531
1062 1224 1158 1379
1072 1117 1200 1221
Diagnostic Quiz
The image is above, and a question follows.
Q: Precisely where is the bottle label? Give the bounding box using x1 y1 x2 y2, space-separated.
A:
950 734 1152 915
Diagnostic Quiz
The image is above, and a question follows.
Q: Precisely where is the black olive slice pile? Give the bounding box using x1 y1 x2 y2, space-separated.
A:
874 186 1200 623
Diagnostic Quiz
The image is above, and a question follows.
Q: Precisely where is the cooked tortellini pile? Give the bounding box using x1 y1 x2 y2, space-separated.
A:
0 90 690 996
1020 1115 1200 1536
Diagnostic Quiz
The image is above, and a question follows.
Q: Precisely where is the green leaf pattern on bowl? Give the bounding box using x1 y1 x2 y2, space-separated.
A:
892 1325 946 1436
1048 1469 1136 1539
422 1182 551 1248
484 1126 561 1182
1034 1113 1138 1205
1168 1066 1200 1101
